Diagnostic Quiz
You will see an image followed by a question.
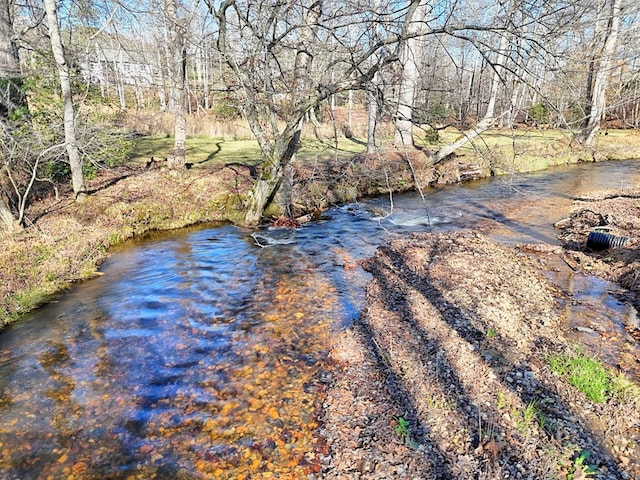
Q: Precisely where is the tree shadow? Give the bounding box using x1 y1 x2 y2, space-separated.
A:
352 234 627 477
349 316 454 478
86 166 147 195
199 141 223 163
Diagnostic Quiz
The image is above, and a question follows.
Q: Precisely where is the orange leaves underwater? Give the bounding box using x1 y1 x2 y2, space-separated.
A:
0 275 336 479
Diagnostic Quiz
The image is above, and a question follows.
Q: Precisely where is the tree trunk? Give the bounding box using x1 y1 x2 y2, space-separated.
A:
43 0 86 200
366 76 380 154
394 47 418 145
483 34 508 122
431 115 499 165
243 128 300 225
0 0 23 118
394 1 429 146
579 0 621 146
0 197 19 232
164 0 187 170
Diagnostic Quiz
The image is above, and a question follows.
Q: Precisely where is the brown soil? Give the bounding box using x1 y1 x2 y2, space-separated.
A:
319 191 640 479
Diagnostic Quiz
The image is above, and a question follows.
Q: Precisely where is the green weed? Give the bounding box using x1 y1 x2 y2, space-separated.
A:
567 450 598 479
547 349 611 403
394 416 418 448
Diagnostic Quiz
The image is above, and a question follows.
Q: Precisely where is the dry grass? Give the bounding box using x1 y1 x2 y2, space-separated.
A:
0 165 254 326
3 120 640 327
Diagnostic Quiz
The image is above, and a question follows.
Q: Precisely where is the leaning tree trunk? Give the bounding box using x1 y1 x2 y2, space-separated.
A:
579 0 621 147
431 8 510 164
243 128 300 225
43 0 86 200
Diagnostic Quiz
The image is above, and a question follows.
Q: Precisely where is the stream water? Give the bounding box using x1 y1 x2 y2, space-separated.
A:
1 160 639 479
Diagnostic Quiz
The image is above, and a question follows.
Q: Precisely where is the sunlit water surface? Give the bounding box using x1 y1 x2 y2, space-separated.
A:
1 160 639 479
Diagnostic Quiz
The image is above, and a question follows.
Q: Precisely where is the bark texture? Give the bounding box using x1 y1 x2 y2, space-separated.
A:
164 0 187 170
579 0 621 146
44 0 86 199
394 1 429 146
0 0 23 118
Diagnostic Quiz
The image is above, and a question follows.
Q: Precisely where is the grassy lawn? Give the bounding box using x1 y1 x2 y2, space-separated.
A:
129 127 640 177
129 135 262 166
129 134 369 167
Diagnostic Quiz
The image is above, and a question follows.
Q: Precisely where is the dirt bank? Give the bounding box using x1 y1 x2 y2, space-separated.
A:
320 193 640 479
554 189 640 305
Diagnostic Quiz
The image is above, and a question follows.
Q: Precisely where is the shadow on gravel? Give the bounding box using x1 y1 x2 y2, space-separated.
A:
352 233 627 479
352 318 454 478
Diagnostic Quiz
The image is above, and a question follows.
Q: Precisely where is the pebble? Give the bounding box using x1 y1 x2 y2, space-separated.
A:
575 326 596 334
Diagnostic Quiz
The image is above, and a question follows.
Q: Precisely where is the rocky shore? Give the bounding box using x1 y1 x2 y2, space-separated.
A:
319 190 640 479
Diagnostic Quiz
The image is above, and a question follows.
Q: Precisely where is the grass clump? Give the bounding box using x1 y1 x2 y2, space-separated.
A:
610 372 640 405
547 348 612 403
514 400 548 436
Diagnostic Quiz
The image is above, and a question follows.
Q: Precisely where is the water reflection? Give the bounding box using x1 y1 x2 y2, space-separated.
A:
0 160 639 478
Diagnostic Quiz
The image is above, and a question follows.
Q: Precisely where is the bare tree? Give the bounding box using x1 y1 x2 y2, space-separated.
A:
163 0 187 169
43 0 87 200
208 0 394 225
578 0 622 146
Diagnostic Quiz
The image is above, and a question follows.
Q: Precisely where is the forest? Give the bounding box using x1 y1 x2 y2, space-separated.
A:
1 0 640 231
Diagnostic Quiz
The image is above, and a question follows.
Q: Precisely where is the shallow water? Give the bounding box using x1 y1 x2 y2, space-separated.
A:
1 160 639 479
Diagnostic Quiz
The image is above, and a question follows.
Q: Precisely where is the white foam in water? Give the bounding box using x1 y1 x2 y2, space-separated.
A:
387 214 434 227
251 230 297 247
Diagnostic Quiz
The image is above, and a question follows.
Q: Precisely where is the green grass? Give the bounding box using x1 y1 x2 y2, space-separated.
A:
129 135 262 166
547 349 612 403
129 127 640 176
514 400 547 435
129 134 367 168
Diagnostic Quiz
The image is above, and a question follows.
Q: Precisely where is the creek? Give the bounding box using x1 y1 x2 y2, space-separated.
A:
1 160 639 479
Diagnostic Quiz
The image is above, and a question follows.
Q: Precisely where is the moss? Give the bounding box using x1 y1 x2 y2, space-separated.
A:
263 202 284 219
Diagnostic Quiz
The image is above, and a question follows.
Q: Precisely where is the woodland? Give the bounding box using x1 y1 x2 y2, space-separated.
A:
1 0 640 232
